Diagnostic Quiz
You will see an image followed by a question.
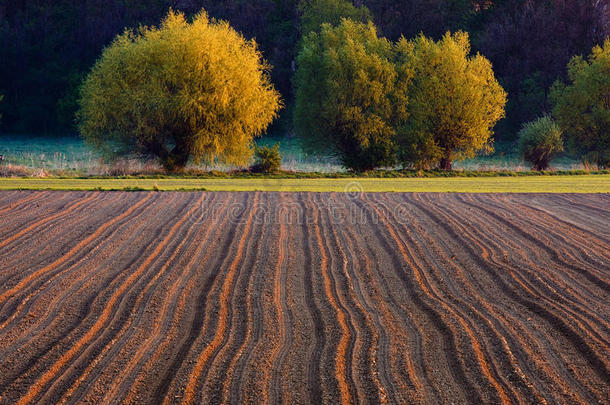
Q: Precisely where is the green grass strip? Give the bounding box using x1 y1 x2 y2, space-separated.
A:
0 175 608 192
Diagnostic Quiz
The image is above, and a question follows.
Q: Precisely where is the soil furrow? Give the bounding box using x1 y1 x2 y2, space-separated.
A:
180 192 259 405
0 193 151 309
310 193 355 405
100 193 235 404
266 192 294 405
0 194 178 396
0 193 154 330
14 193 197 404
0 191 607 405
364 194 512 404
409 194 608 403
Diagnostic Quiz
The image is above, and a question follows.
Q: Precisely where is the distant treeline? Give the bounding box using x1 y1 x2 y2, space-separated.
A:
0 0 606 139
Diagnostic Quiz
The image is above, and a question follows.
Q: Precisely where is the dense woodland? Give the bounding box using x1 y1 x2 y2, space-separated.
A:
0 0 607 141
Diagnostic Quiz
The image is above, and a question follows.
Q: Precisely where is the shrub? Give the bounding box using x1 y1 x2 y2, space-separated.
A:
77 9 282 172
551 39 610 168
251 143 282 173
518 116 564 170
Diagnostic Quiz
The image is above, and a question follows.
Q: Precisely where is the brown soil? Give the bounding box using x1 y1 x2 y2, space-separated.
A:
0 191 608 404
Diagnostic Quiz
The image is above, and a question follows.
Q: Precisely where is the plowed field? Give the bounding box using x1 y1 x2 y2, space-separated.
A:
0 191 608 404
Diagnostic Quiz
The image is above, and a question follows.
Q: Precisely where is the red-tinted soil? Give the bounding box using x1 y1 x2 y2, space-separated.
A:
0 191 608 404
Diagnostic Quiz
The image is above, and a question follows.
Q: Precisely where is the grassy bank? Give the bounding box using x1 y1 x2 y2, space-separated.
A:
0 174 608 192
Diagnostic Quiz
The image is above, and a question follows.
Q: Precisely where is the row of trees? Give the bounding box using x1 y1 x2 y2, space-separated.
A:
77 8 508 171
0 0 606 138
294 21 506 170
77 6 607 171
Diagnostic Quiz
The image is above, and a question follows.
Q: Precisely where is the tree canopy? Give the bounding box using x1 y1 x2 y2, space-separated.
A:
294 19 406 171
77 9 282 171
298 0 371 36
551 39 610 168
397 32 506 170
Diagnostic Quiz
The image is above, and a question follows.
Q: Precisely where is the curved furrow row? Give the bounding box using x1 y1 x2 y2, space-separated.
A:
0 192 144 298
409 194 608 403
497 194 610 276
424 194 610 347
322 193 390 403
0 192 117 280
470 194 610 278
174 192 259 404
514 195 610 243
226 195 276 404
352 196 480 404
223 195 274 404
406 193 589 402
3 193 181 402
129 193 246 404
205 195 269 403
53 193 212 404
38 193 196 404
353 198 443 403
295 193 326 404
13 193 199 405
266 192 294 404
309 193 356 405
0 193 132 277
0 193 153 330
551 194 610 215
451 195 610 344
0 193 101 250
327 194 399 403
0 192 81 241
0 190 19 205
0 192 607 404
0 191 54 217
97 193 234 404
377 193 547 403
365 194 514 404
0 192 82 239
465 195 610 335
180 192 259 405
461 194 609 290
0 194 165 345
427 194 609 337
0 194 179 395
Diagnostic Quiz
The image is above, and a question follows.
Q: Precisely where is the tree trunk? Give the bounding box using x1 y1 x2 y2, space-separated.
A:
160 142 190 172
534 158 548 171
439 150 453 171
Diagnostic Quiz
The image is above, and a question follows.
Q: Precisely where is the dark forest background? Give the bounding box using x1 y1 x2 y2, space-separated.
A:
0 0 607 141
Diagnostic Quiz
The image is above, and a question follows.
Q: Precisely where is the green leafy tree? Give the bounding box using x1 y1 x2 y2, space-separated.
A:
518 116 564 171
252 143 282 173
77 10 282 172
294 19 408 171
397 31 506 170
551 39 610 168
299 0 371 36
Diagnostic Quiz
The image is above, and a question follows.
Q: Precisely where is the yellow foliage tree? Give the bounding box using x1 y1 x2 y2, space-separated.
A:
77 9 282 171
294 19 409 171
398 32 506 170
